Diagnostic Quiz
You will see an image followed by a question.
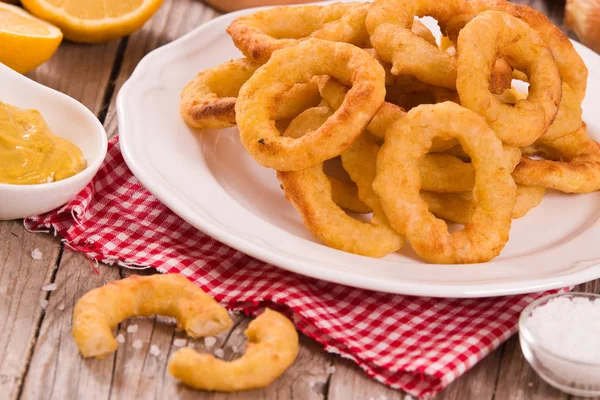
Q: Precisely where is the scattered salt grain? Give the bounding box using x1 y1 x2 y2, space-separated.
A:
404 395 414 400
327 366 336 374
527 382 533 387
231 345 239 353
173 338 187 347
132 339 143 349
40 299 48 310
31 249 42 260
213 348 225 358
116 334 125 344
204 336 217 348
150 345 161 357
57 303 65 311
42 283 57 292
127 324 138 334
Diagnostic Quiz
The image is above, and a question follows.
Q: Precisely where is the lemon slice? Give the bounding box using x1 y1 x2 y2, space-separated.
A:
21 0 164 44
0 2 63 74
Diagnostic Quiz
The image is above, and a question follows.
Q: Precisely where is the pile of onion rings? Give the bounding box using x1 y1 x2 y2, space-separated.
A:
180 0 593 265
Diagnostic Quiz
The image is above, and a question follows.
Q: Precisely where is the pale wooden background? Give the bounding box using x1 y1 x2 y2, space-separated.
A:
1 0 598 399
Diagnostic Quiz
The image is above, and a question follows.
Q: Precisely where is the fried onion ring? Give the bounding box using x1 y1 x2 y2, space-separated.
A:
422 185 545 224
373 102 516 264
470 0 588 102
227 2 371 63
366 0 475 89
72 274 232 359
540 82 583 142
236 39 385 171
456 11 561 147
168 309 299 392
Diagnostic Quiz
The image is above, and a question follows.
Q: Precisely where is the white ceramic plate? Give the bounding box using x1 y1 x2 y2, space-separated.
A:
118 1 600 297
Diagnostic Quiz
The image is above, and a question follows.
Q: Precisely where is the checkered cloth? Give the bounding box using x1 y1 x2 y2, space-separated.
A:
25 137 565 399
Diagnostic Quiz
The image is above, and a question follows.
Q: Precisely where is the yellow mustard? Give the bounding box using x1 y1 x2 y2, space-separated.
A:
0 101 86 185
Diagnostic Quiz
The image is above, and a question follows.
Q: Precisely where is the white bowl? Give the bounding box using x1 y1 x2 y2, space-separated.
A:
0 63 108 220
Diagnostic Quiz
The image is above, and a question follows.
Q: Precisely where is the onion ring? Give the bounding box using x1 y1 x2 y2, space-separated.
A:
373 102 516 264
227 2 371 63
236 39 385 171
540 82 583 142
456 11 561 146
168 309 298 392
366 0 475 89
72 274 232 359
470 0 588 102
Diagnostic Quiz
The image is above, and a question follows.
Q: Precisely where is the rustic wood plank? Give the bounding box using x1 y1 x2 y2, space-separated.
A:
0 222 61 399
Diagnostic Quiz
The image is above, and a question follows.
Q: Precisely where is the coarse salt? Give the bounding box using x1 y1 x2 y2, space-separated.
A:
40 299 48 310
204 336 217 348
527 296 600 363
127 324 138 333
57 303 65 311
42 283 57 292
31 249 42 260
150 345 161 356
132 339 143 349
213 348 225 358
173 338 187 347
116 334 125 344
404 395 414 400
327 366 336 374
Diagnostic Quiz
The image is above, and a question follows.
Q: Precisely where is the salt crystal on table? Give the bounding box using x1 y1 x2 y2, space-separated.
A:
40 299 48 310
150 345 161 356
204 336 217 348
57 303 65 311
173 338 187 347
213 348 224 358
327 366 336 374
404 395 414 400
127 324 138 333
132 339 143 349
42 283 57 291
31 249 42 260
116 334 125 344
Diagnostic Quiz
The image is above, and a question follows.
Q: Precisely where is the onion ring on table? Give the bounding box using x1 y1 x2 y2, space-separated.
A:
421 185 545 224
72 274 232 359
373 102 517 264
236 39 385 171
513 126 600 194
456 11 561 147
365 0 475 89
227 2 371 63
283 105 370 214
470 0 588 102
168 309 298 392
181 58 321 130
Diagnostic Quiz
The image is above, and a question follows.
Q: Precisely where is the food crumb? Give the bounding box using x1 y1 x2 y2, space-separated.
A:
231 345 239 353
31 248 42 260
42 283 57 291
213 348 225 358
327 366 336 374
57 303 65 311
40 299 48 310
173 338 187 347
204 336 217 348
127 324 138 333
150 345 161 357
116 334 125 344
132 339 143 349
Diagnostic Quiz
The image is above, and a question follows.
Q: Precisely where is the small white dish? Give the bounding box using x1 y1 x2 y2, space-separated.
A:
0 62 108 220
118 1 600 297
520 293 600 397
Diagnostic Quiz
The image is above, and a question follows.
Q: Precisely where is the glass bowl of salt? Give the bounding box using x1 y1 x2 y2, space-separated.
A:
519 292 600 397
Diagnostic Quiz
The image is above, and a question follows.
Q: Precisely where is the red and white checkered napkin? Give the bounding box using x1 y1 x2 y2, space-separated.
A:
26 137 565 399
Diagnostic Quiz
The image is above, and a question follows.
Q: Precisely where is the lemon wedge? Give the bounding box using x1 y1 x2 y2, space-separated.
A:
0 2 63 74
21 0 164 44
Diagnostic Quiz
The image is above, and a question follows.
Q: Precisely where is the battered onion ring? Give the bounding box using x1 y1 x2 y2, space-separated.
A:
373 102 516 264
366 0 475 89
168 309 298 392
456 11 561 147
277 159 404 258
181 58 322 130
513 127 600 194
227 2 371 63
72 274 232 359
236 39 385 171
422 185 545 224
283 105 370 214
470 0 588 102
540 82 583 142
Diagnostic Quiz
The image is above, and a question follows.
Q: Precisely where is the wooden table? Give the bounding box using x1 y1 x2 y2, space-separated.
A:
1 1 598 399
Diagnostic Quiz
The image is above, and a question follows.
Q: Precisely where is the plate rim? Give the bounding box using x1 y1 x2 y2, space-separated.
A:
117 1 600 297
